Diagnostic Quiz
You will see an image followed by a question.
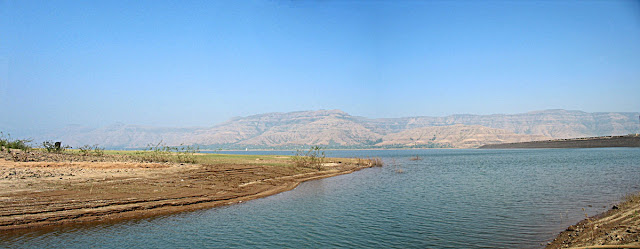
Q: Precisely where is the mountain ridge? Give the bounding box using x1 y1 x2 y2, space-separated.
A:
41 109 640 149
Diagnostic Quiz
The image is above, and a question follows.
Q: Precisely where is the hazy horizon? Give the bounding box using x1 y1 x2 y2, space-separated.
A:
4 108 640 140
2 1 639 136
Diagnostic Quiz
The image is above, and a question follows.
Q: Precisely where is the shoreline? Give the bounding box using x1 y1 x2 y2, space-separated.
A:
546 192 640 248
198 147 460 152
0 152 374 231
480 135 640 149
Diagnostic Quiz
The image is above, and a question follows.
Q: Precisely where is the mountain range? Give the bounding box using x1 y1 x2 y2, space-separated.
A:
43 109 640 149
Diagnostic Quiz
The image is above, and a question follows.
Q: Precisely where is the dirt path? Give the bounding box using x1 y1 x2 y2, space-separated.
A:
0 155 372 231
546 193 640 248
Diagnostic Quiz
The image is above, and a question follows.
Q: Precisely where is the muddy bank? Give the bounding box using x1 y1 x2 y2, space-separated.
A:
546 193 640 248
0 151 372 231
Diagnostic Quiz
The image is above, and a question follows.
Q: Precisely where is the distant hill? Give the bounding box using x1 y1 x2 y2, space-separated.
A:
41 109 640 149
378 124 550 149
368 109 639 138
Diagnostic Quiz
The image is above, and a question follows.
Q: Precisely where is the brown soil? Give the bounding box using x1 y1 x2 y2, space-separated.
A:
0 150 372 231
546 193 640 248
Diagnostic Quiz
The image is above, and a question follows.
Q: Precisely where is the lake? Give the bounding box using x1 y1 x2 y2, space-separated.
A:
2 148 639 248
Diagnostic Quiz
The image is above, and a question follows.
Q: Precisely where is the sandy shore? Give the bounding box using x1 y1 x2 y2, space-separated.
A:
546 193 640 248
0 151 372 231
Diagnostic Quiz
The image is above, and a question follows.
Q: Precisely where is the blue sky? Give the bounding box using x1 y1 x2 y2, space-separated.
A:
1 0 639 134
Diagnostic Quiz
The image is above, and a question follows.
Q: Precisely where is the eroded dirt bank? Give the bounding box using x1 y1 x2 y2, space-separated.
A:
546 193 640 248
0 152 372 231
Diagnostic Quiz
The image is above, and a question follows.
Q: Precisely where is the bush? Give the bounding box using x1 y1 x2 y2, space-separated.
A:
370 157 384 167
355 157 384 167
78 144 104 156
1 132 32 151
133 141 199 164
135 141 172 162
94 146 105 156
42 141 70 153
293 146 326 170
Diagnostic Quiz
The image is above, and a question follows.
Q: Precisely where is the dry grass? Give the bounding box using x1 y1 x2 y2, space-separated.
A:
355 157 384 167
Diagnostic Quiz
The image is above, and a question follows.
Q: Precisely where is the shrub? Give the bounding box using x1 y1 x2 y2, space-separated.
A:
133 141 199 164
370 157 384 167
94 146 105 156
174 144 199 163
355 157 384 167
292 146 326 170
10 138 32 151
135 141 172 162
42 141 70 153
1 132 32 151
78 145 91 155
78 144 104 156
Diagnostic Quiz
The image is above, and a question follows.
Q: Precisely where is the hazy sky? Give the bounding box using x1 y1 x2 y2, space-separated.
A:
2 0 639 134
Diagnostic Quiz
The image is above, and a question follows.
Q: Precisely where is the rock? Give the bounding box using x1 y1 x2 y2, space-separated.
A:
612 205 619 209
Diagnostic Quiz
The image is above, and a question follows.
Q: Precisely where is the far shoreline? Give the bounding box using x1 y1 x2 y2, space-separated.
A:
199 147 460 152
480 135 640 149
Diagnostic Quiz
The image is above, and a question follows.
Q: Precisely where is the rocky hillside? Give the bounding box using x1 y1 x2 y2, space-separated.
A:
379 125 550 149
43 109 639 149
369 109 638 138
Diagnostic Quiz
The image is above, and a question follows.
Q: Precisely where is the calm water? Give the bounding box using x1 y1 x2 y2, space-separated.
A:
2 148 640 248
